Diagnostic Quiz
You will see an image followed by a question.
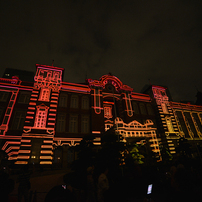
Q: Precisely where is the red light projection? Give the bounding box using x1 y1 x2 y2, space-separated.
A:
34 64 63 92
0 90 19 136
123 92 133 117
39 88 51 101
34 104 49 128
15 65 64 164
93 88 102 114
88 74 133 115
87 74 133 92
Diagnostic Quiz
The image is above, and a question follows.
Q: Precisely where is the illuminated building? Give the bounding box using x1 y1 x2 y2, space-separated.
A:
0 64 202 165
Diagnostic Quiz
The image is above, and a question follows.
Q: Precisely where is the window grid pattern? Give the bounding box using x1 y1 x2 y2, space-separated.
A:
70 95 78 108
81 116 89 133
82 97 89 109
0 92 9 102
35 108 48 128
104 106 112 119
39 89 50 101
12 111 26 130
56 113 66 132
69 115 78 133
59 94 68 107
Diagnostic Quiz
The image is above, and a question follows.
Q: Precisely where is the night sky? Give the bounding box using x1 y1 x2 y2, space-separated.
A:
1 0 202 102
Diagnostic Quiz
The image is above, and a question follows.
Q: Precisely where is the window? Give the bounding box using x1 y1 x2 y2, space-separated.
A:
34 106 48 128
56 113 66 132
0 92 9 102
39 88 50 102
146 104 154 115
104 106 112 119
166 117 174 132
139 103 147 115
69 115 78 133
132 102 139 114
18 92 31 104
81 96 89 109
70 95 78 108
12 111 26 130
81 115 89 133
161 103 168 114
59 93 68 107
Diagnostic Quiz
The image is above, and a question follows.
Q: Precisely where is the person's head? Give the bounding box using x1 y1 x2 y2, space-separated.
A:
87 166 94 175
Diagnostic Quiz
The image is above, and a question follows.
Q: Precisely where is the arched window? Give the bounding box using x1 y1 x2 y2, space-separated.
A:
34 105 49 128
39 88 50 102
139 103 147 115
69 114 78 133
81 115 89 133
56 113 66 132
81 96 89 109
59 93 68 107
70 95 78 108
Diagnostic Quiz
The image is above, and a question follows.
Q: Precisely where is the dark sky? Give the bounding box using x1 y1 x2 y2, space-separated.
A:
1 0 202 102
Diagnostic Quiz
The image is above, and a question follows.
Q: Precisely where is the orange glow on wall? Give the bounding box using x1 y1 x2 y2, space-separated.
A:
49 109 57 112
40 156 53 159
21 139 31 142
31 94 38 97
18 150 31 153
17 156 30 159
41 145 53 148
50 104 57 108
21 144 31 147
5 146 20 153
15 161 28 164
8 157 18 160
48 118 56 121
47 123 55 125
30 98 37 101
29 102 36 105
43 140 53 143
2 141 21 150
40 161 52 164
27 112 35 114
41 150 53 154
92 131 101 134
26 116 34 119
50 100 58 103
49 113 56 116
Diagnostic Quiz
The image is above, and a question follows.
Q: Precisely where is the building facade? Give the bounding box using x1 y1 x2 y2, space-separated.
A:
0 64 202 165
